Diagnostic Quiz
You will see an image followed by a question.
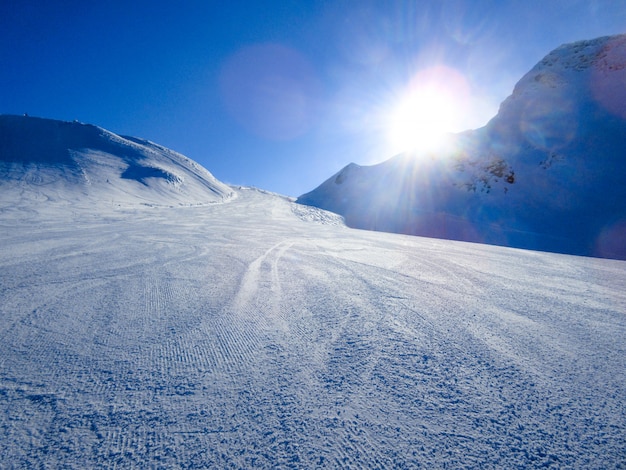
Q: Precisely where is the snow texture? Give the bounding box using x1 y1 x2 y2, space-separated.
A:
298 34 626 260
1 189 625 468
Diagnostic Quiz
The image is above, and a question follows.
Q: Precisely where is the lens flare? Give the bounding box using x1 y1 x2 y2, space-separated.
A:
219 43 321 141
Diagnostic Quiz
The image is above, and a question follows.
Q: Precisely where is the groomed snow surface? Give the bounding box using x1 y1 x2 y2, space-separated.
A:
1 188 625 468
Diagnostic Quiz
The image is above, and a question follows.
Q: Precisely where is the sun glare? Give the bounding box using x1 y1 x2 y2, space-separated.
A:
386 65 471 156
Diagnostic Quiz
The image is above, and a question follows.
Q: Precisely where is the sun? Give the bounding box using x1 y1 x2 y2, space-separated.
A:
385 65 471 155
387 87 457 153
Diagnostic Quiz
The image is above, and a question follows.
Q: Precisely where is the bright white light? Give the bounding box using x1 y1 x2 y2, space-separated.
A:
385 65 472 156
388 87 457 152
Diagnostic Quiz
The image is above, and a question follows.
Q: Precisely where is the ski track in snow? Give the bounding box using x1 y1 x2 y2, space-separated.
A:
0 187 625 468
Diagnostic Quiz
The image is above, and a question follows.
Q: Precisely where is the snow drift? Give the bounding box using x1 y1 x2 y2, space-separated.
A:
298 34 626 260
0 115 233 214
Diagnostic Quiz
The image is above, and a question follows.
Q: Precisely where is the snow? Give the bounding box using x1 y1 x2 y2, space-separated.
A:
0 115 234 216
1 187 625 468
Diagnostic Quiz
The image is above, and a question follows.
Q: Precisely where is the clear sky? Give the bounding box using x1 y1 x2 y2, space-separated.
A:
1 1 625 196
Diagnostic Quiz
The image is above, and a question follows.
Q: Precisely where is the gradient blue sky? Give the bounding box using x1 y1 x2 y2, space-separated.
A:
2 1 625 196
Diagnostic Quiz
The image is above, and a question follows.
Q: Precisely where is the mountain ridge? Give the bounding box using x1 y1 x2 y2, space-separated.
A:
298 34 626 260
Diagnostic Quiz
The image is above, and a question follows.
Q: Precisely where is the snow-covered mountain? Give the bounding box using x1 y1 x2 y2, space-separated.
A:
298 34 626 260
0 115 233 215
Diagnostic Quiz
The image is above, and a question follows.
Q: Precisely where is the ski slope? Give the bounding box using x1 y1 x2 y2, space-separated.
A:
1 188 625 468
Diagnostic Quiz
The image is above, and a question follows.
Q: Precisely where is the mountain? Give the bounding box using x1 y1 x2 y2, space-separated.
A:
0 115 233 215
298 34 626 260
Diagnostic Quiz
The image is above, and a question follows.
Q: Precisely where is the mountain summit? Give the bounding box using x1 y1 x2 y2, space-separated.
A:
298 34 626 259
0 115 233 213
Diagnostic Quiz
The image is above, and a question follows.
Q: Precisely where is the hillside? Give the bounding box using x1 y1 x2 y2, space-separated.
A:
0 115 233 216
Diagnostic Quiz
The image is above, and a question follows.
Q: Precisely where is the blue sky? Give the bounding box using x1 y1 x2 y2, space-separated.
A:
1 1 625 196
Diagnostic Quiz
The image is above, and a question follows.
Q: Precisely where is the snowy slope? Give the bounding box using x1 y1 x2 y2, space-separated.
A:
0 115 234 216
1 188 625 468
1 79 625 466
298 34 626 260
